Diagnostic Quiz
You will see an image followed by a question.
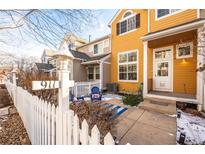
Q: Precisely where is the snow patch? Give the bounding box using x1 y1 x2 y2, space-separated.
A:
177 109 205 145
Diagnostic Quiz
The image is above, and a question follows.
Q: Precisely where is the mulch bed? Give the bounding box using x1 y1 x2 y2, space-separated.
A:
0 106 31 145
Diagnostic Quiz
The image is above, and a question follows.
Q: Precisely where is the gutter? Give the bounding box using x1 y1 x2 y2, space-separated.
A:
141 19 205 41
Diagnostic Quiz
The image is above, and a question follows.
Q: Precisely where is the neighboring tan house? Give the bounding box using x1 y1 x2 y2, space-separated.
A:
109 9 205 111
39 33 111 92
76 34 111 89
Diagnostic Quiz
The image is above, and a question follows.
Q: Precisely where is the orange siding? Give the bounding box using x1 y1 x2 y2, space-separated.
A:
150 9 198 32
148 30 197 94
111 9 148 92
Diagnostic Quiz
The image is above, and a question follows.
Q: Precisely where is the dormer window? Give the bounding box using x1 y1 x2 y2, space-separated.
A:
116 11 140 35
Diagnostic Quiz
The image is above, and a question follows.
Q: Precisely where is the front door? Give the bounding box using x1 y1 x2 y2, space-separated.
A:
153 46 173 92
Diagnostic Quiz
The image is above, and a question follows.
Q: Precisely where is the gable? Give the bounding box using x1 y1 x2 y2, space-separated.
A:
108 9 137 27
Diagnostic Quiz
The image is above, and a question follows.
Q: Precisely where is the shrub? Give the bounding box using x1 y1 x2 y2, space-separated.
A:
70 101 117 144
122 94 143 106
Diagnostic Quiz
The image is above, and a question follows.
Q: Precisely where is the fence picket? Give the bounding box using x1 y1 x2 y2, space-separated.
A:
90 125 100 145
67 110 74 144
44 101 48 145
80 119 89 145
47 103 51 145
51 104 55 145
73 114 80 145
104 132 115 145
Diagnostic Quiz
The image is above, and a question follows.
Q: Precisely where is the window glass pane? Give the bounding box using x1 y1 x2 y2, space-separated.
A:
157 62 168 76
119 65 127 72
95 66 100 74
128 52 137 62
128 64 137 72
123 11 132 18
120 20 127 33
119 54 127 63
88 67 94 74
127 16 136 31
157 9 169 18
96 74 100 79
128 73 137 80
119 73 127 80
88 74 94 80
178 46 191 56
94 44 98 54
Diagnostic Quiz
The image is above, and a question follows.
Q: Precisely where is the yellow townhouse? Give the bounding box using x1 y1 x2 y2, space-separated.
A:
109 9 205 111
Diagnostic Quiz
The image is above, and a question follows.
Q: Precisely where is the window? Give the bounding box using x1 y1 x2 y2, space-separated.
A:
94 44 98 54
88 66 100 80
119 51 138 81
93 43 103 55
117 14 140 35
68 43 75 50
156 9 181 19
88 67 94 80
176 42 193 59
95 66 100 79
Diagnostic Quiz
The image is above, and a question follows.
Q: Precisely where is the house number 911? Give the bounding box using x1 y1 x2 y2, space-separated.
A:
40 81 56 89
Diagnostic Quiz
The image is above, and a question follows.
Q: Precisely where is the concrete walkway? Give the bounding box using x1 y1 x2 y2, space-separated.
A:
113 98 176 145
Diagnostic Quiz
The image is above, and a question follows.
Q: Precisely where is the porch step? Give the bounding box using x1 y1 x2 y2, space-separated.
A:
139 98 176 115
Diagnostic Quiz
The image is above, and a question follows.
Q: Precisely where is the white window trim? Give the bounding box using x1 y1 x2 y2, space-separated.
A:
155 9 187 21
118 49 139 83
118 28 137 36
176 42 193 59
119 12 136 22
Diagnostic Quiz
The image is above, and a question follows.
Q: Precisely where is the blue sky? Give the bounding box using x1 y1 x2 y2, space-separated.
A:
80 9 117 41
0 9 118 58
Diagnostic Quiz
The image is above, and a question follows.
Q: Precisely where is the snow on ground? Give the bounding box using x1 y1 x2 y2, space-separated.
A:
177 109 205 145
83 94 123 101
102 94 122 101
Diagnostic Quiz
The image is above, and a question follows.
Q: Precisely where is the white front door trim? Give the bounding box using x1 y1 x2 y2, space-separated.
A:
153 46 174 92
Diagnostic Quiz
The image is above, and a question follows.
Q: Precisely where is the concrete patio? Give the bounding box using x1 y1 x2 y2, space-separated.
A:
108 97 177 145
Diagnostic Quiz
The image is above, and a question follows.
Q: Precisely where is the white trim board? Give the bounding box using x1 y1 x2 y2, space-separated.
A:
141 19 205 41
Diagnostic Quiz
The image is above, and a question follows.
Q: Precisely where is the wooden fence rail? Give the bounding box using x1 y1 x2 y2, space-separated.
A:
5 81 115 145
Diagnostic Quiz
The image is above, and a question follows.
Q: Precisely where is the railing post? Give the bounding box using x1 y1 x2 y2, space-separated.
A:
89 82 91 94
11 69 17 106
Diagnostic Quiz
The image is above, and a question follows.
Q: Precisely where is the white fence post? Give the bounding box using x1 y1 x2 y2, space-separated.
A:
11 70 17 106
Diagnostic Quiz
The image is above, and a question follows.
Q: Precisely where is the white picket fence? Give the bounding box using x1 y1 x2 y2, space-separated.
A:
5 81 115 145
74 81 100 97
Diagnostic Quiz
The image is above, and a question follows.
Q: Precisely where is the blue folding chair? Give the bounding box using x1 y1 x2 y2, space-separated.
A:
90 86 102 102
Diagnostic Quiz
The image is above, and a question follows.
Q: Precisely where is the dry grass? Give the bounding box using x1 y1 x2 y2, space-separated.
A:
70 101 117 144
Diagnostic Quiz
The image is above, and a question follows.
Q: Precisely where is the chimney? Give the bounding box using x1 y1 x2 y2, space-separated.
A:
89 35 91 42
